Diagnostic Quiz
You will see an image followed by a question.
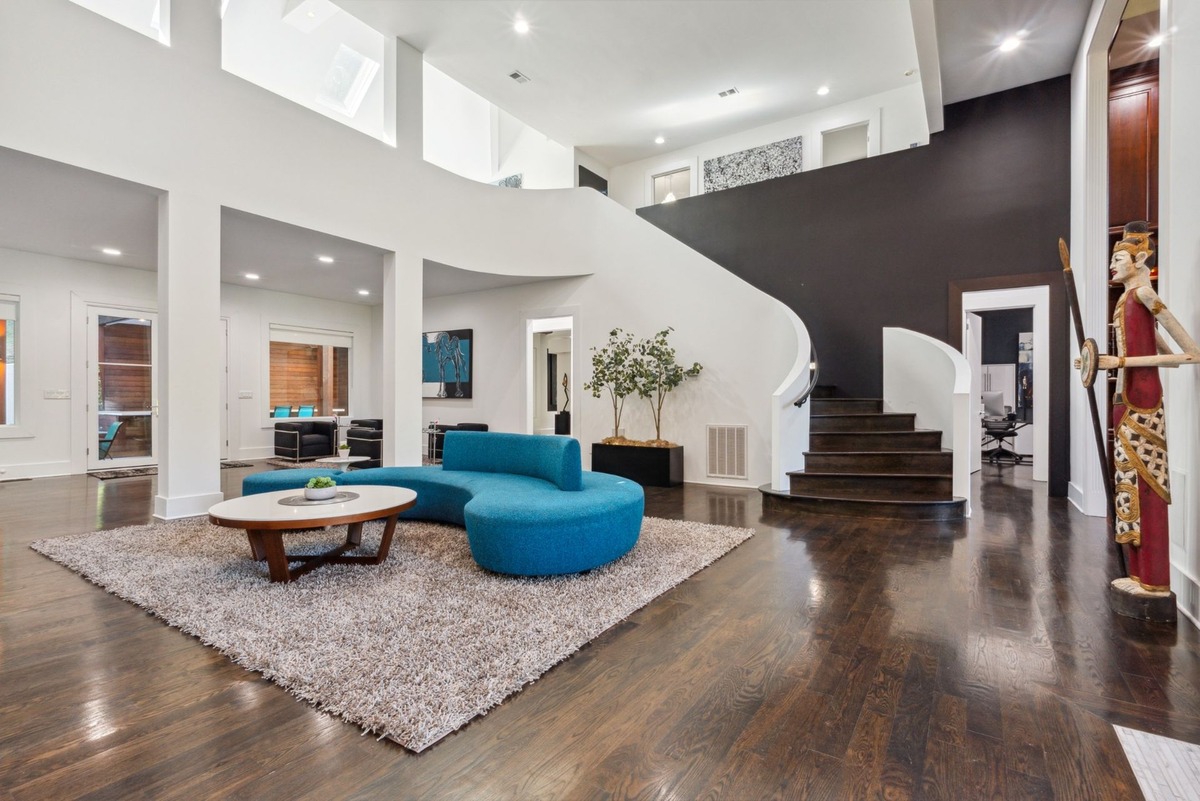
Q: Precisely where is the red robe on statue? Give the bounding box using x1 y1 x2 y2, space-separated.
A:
1112 290 1172 591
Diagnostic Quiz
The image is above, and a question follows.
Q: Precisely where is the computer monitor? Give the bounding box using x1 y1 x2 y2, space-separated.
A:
981 391 1006 418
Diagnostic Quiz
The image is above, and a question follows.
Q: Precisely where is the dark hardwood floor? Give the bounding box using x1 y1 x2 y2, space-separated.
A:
2 463 1196 800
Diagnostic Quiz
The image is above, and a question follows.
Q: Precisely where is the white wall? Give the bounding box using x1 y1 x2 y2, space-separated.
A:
423 64 493 182
1161 0 1200 624
0 247 377 479
0 0 805 496
608 83 929 210
493 108 574 189
420 190 801 489
423 64 574 189
221 283 377 460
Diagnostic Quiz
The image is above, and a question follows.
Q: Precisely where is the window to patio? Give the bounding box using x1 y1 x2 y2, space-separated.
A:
268 325 351 419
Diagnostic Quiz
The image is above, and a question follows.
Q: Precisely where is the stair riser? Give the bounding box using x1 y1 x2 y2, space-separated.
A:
804 452 953 475
810 399 883 414
811 414 915 433
788 475 953 501
809 432 943 452
762 490 966 522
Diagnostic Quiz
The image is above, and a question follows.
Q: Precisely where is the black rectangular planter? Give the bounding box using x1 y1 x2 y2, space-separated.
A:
591 443 683 487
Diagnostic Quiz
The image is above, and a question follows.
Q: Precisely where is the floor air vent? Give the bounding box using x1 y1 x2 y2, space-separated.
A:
707 425 747 479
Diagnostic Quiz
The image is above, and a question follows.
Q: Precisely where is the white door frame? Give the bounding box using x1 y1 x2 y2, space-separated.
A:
522 308 578 437
87 304 158 470
965 311 983 473
962 287 1049 482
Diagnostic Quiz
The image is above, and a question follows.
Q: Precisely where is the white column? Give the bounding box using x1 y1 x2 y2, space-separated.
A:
1068 0 1126 516
392 37 423 161
382 251 423 466
155 191 223 519
1161 0 1200 621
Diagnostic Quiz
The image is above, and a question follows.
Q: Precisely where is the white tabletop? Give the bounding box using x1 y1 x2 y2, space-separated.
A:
313 455 371 467
208 485 416 526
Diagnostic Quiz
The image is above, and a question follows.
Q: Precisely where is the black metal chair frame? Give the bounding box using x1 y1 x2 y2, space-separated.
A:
981 418 1026 465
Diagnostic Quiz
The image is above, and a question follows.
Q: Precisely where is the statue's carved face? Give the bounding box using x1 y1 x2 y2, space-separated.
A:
1110 248 1144 284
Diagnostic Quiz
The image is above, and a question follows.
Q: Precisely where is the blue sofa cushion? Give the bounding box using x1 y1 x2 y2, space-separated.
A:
441 430 582 491
243 467 342 496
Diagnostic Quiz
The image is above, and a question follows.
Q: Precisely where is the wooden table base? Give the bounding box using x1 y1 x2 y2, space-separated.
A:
244 514 401 583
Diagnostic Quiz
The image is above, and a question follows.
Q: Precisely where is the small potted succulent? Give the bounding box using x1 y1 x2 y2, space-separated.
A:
338 441 350 454
304 475 338 501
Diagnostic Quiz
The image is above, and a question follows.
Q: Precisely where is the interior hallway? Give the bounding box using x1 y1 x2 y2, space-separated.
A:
2 465 1198 799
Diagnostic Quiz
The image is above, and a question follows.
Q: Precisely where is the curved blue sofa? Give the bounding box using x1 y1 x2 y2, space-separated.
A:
243 431 644 576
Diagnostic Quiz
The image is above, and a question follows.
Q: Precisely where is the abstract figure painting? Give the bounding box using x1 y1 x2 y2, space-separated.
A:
422 329 473 399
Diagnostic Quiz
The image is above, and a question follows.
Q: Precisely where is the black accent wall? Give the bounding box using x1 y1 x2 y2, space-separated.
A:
638 76 1070 395
637 76 1072 494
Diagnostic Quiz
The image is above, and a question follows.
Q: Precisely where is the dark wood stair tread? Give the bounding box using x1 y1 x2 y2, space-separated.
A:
760 484 966 521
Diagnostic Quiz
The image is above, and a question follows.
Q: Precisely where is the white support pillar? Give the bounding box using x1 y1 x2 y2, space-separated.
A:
1161 0 1200 623
155 191 223 519
393 37 423 161
382 251 423 466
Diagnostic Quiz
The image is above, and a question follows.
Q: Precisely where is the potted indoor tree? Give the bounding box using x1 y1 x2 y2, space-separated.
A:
589 327 702 487
583 328 638 441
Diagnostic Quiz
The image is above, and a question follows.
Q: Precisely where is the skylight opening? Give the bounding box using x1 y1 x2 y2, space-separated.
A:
316 44 380 117
68 0 171 46
221 0 393 145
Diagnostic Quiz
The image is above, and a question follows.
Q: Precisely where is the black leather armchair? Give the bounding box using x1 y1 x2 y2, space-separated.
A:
274 419 337 462
348 418 383 468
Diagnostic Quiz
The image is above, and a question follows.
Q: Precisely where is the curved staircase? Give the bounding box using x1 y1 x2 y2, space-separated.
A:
762 396 967 521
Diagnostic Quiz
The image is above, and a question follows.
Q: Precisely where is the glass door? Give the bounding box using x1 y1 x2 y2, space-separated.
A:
89 308 157 470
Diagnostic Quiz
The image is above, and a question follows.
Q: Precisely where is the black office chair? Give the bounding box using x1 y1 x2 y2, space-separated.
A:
981 416 1024 465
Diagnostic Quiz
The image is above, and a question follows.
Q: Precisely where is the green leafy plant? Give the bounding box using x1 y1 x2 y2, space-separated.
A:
632 327 702 444
583 328 638 440
306 476 336 489
338 441 350 452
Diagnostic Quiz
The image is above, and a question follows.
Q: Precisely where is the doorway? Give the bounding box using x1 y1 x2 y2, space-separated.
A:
961 288 1048 482
525 314 574 436
88 306 158 470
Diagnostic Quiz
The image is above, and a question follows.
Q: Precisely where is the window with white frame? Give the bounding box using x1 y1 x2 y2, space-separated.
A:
652 167 692 204
0 297 17 426
268 325 351 419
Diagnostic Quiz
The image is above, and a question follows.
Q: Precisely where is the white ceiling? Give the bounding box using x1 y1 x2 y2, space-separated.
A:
0 1 1094 304
338 0 925 166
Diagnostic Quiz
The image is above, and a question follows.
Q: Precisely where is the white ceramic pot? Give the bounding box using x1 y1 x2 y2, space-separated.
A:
304 486 337 501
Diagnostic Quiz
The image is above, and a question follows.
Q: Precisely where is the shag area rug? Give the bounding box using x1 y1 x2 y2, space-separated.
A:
89 462 254 480
31 515 752 752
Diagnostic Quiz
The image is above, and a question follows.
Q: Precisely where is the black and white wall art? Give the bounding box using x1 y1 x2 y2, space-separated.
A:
703 135 803 193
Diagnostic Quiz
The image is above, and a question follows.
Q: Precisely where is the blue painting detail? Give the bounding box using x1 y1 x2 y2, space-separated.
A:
422 329 473 399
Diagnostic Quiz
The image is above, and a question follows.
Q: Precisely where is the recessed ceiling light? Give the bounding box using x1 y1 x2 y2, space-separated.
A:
999 36 1021 52
1149 34 1164 48
357 289 370 296
245 273 260 280
100 247 122 256
655 135 665 145
317 255 334 264
817 86 830 96
513 18 530 34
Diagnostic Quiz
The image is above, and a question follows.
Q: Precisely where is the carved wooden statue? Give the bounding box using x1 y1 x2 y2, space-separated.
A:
1077 222 1200 609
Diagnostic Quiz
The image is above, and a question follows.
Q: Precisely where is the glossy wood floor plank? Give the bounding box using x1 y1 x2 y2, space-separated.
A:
3 466 1199 799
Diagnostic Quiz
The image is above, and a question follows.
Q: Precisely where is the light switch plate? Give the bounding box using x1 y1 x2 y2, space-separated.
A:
238 390 254 399
43 389 70 399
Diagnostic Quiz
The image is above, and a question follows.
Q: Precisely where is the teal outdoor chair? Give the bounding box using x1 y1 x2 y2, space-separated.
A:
273 405 292 418
297 405 316 417
98 421 123 460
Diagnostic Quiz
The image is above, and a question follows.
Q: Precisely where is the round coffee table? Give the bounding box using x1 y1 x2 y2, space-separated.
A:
208 485 417 583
